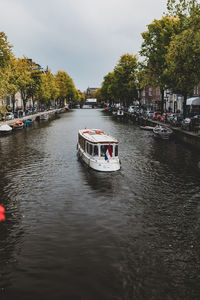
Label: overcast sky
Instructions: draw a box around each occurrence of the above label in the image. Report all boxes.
[0,0,166,91]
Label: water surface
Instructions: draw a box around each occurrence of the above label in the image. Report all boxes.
[0,109,200,300]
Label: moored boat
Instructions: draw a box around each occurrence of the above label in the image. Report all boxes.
[10,120,24,129]
[140,125,154,131]
[0,124,13,135]
[55,109,62,115]
[153,124,173,139]
[116,108,124,117]
[23,118,33,127]
[40,113,49,120]
[77,129,120,172]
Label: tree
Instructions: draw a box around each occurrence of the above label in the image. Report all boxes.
[37,71,52,107]
[26,61,43,109]
[140,16,181,113]
[165,0,200,117]
[0,32,13,96]
[113,54,138,106]
[167,0,200,18]
[100,72,116,104]
[2,56,20,112]
[16,57,33,111]
[136,62,148,103]
[55,71,77,106]
[0,32,12,69]
[93,88,102,103]
[165,27,200,117]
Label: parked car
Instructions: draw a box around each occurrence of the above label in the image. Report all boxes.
[5,112,14,120]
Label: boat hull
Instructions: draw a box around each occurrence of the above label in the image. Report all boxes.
[153,125,173,140]
[140,125,154,131]
[77,145,120,172]
[0,124,13,135]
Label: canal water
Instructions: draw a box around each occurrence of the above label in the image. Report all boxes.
[0,109,200,300]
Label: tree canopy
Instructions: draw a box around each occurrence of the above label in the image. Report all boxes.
[140,15,181,112]
[0,31,79,111]
[100,54,138,105]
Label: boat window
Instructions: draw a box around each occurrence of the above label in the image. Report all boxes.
[89,144,93,155]
[101,145,107,157]
[93,145,98,156]
[115,145,118,157]
[87,142,93,155]
[100,145,113,157]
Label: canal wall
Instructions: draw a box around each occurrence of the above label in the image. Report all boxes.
[113,111,200,151]
[0,107,69,127]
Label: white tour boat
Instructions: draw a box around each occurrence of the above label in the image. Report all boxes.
[77,129,120,172]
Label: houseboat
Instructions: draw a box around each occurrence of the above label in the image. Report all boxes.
[77,129,120,172]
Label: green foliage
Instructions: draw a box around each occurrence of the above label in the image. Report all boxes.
[0,31,79,110]
[165,0,200,116]
[0,32,13,96]
[100,72,116,103]
[167,0,200,17]
[140,15,182,112]
[55,71,77,105]
[0,32,12,69]
[100,54,138,105]
[113,54,138,105]
[140,16,181,88]
[165,26,200,115]
[16,57,34,110]
[93,88,102,102]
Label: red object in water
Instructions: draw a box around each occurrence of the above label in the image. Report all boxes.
[0,205,5,213]
[0,214,5,222]
[0,205,5,222]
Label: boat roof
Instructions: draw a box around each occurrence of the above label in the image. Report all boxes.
[79,129,118,144]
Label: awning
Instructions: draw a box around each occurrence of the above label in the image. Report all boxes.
[186,97,200,105]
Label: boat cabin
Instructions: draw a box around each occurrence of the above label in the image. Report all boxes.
[78,129,118,158]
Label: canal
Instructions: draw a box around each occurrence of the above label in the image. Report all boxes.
[0,109,200,300]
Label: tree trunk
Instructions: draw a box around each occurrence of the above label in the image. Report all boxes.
[23,100,26,112]
[183,93,187,119]
[160,88,164,114]
[32,96,35,108]
[11,94,15,113]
